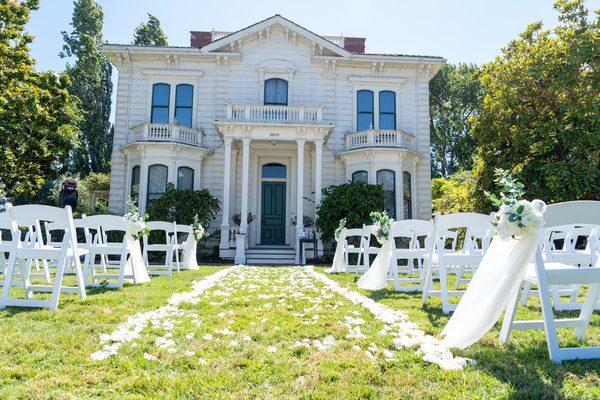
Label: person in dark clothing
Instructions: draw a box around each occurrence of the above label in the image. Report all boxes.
[58,179,78,212]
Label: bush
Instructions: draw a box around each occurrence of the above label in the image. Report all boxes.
[146,183,220,227]
[431,170,476,215]
[81,172,110,191]
[316,181,384,242]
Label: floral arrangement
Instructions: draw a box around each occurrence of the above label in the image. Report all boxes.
[192,214,205,241]
[124,200,149,240]
[487,169,543,239]
[291,215,315,228]
[334,218,347,241]
[232,212,255,227]
[370,211,393,245]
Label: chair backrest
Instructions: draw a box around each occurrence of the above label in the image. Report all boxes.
[83,214,127,231]
[345,228,366,238]
[392,219,433,236]
[176,224,192,233]
[8,205,77,253]
[544,201,600,228]
[435,212,492,231]
[147,221,177,234]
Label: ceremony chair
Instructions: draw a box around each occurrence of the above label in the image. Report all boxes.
[343,226,371,275]
[143,221,179,276]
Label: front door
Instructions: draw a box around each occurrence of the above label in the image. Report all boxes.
[261,182,286,245]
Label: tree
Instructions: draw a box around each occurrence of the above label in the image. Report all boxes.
[147,184,221,227]
[0,0,80,198]
[61,0,112,176]
[430,63,482,178]
[471,0,599,211]
[133,14,168,46]
[431,170,476,214]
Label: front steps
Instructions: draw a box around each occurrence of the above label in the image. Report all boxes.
[245,246,296,265]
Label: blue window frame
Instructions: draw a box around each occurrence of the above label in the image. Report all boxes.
[177,166,194,190]
[351,170,368,183]
[175,84,193,127]
[357,90,374,131]
[262,163,286,179]
[403,171,412,219]
[379,91,396,130]
[151,83,170,124]
[377,169,396,219]
[264,78,288,106]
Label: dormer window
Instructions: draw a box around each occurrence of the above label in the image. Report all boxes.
[264,78,288,106]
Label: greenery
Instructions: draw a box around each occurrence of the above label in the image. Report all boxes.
[430,63,482,178]
[232,212,255,226]
[81,171,110,191]
[0,0,80,198]
[133,13,168,46]
[431,170,476,214]
[146,183,220,227]
[471,0,599,211]
[61,0,113,176]
[316,181,384,242]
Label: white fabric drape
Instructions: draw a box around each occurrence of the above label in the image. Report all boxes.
[181,236,199,270]
[326,229,346,273]
[124,235,151,284]
[357,236,396,290]
[441,200,546,349]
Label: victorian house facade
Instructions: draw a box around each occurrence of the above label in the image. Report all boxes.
[103,15,444,264]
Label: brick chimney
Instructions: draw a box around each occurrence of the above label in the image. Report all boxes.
[190,31,213,48]
[343,37,366,54]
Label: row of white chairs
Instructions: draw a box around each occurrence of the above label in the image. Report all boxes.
[0,204,198,310]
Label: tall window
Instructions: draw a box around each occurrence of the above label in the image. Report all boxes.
[177,167,194,190]
[377,169,396,219]
[351,170,368,183]
[264,78,288,106]
[151,83,170,124]
[130,166,140,206]
[357,90,374,131]
[379,91,396,130]
[403,171,412,219]
[175,84,193,127]
[147,164,168,206]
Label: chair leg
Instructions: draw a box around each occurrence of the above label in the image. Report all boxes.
[574,283,600,340]
[421,258,433,306]
[454,265,465,289]
[439,263,451,314]
[0,252,18,309]
[537,276,562,363]
[21,259,33,299]
[72,254,86,299]
[520,282,532,305]
[500,283,523,343]
[49,256,69,311]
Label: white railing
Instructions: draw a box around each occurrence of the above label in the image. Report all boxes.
[130,123,203,147]
[345,129,416,151]
[226,104,323,123]
[211,30,232,41]
[323,35,345,47]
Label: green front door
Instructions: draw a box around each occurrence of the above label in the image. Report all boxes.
[261,182,286,245]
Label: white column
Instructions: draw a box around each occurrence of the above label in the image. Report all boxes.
[138,146,148,213]
[314,139,323,256]
[219,137,233,250]
[396,155,404,220]
[194,153,203,190]
[368,159,376,184]
[413,159,419,219]
[240,137,251,233]
[296,139,305,263]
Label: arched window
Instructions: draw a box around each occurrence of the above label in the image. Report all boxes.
[261,163,286,179]
[175,84,193,127]
[379,91,396,130]
[357,90,374,131]
[351,170,368,183]
[151,83,170,124]
[377,169,396,219]
[264,78,288,106]
[177,166,194,190]
[403,171,412,219]
[147,164,168,206]
[130,165,140,206]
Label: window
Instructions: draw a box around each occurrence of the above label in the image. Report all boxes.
[357,90,374,131]
[147,164,168,206]
[351,170,368,183]
[403,171,412,219]
[262,163,286,179]
[177,166,194,190]
[151,83,170,124]
[175,84,193,127]
[377,169,396,219]
[379,91,396,130]
[130,166,140,206]
[264,78,288,106]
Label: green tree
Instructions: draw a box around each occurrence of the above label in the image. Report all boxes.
[0,0,80,198]
[471,0,599,211]
[133,14,168,46]
[431,170,476,214]
[61,0,112,176]
[430,63,482,178]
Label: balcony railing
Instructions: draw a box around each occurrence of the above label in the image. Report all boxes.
[129,123,204,147]
[345,129,416,152]
[226,104,323,124]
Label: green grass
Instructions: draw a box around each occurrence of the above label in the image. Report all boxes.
[0,265,597,399]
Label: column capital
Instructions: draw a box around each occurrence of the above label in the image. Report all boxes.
[241,137,252,146]
[313,138,324,145]
[223,137,233,146]
[296,138,306,146]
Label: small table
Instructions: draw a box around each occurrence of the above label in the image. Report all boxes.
[299,238,318,265]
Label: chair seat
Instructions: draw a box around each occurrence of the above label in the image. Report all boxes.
[395,249,428,258]
[146,244,175,251]
[524,262,578,284]
[88,243,124,255]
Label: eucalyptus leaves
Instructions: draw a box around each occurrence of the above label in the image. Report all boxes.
[124,200,150,240]
[192,214,206,241]
[370,211,393,245]
[334,218,346,241]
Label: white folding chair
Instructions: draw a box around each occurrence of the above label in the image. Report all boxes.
[175,224,193,269]
[0,205,86,311]
[422,212,494,314]
[343,227,370,275]
[500,201,600,363]
[143,221,178,276]
[0,203,13,277]
[388,219,434,292]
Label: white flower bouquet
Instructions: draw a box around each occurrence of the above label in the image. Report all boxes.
[124,200,150,240]
[192,214,205,241]
[370,211,393,245]
[487,169,543,239]
[334,218,346,241]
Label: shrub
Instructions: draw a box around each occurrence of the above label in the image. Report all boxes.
[81,172,110,191]
[146,183,220,227]
[316,181,384,242]
[431,170,476,215]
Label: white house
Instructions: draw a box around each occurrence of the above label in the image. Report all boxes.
[103,15,444,264]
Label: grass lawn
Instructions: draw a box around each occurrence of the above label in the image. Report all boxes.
[0,265,597,399]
